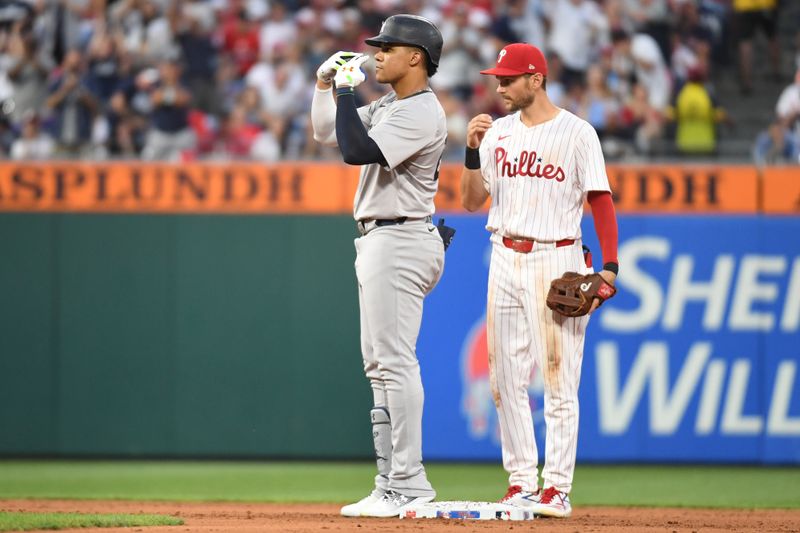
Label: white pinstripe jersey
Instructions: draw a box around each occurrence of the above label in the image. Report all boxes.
[478,109,611,241]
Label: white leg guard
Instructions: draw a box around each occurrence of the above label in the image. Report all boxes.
[371,407,392,484]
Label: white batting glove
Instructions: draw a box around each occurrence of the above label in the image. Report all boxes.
[316,51,359,84]
[334,54,369,89]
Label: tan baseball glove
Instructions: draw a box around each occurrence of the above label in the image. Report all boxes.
[546,272,617,317]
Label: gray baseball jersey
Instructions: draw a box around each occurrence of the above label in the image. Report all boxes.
[354,90,447,221]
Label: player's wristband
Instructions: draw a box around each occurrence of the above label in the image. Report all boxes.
[465,146,481,169]
[336,86,355,97]
[603,262,619,275]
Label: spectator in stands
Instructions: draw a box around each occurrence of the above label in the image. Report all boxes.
[543,52,566,107]
[236,86,267,128]
[357,0,391,35]
[6,21,51,126]
[250,126,282,161]
[776,65,800,138]
[170,0,219,115]
[245,45,306,156]
[665,66,728,155]
[180,0,216,33]
[576,64,621,139]
[85,31,122,107]
[671,0,714,89]
[610,30,670,153]
[438,88,469,160]
[603,0,635,35]
[221,7,260,77]
[732,0,781,95]
[753,120,799,165]
[546,0,609,89]
[491,0,547,48]
[333,8,369,53]
[623,0,670,62]
[213,53,245,117]
[221,104,261,159]
[10,110,54,160]
[141,57,196,161]
[795,16,800,72]
[111,0,177,64]
[618,81,663,154]
[0,113,15,157]
[608,29,635,96]
[45,48,99,157]
[36,0,92,66]
[103,89,146,158]
[470,70,506,119]
[694,0,730,67]
[295,7,337,84]
[434,2,486,101]
[258,1,297,62]
[629,31,671,113]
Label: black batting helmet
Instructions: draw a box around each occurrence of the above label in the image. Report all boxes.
[364,14,443,76]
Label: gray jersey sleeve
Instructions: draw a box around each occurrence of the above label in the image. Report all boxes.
[357,103,373,129]
[366,99,438,170]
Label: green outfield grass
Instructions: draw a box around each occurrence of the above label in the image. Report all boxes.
[0,511,182,532]
[0,461,798,509]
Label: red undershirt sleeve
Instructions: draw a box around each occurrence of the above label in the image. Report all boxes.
[587,191,618,266]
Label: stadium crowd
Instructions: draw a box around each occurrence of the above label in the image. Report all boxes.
[0,0,797,163]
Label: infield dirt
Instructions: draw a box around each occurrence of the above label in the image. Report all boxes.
[2,499,799,532]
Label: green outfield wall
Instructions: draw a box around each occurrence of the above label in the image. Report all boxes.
[0,214,372,458]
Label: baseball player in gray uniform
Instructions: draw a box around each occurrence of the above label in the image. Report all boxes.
[310,15,449,518]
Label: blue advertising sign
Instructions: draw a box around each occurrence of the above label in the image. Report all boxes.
[418,215,800,464]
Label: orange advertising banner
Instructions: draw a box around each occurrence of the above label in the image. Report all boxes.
[605,164,759,213]
[0,161,767,214]
[762,167,800,214]
[0,162,355,214]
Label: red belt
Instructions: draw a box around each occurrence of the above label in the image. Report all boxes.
[502,236,575,253]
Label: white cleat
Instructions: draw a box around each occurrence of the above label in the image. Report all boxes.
[532,486,572,518]
[499,485,541,508]
[361,490,435,518]
[340,492,383,517]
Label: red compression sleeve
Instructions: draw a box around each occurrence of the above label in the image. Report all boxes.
[587,191,618,265]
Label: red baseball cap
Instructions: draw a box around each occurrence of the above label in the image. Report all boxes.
[480,43,548,77]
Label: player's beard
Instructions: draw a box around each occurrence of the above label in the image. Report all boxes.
[506,92,535,112]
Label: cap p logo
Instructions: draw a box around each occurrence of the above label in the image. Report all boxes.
[480,43,548,77]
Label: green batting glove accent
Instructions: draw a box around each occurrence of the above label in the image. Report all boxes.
[334,55,369,89]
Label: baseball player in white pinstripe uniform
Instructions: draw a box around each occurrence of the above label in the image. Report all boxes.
[460,43,620,518]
